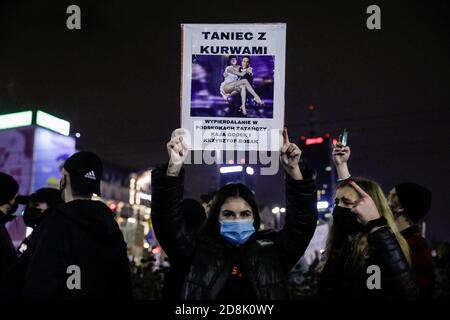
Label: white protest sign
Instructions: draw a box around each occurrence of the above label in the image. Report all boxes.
[180,23,286,151]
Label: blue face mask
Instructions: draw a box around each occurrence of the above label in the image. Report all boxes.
[220,220,255,246]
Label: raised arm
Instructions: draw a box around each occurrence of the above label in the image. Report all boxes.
[151,130,194,266]
[276,128,318,273]
[332,143,351,180]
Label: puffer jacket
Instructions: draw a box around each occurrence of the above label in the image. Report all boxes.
[319,226,419,299]
[151,164,318,300]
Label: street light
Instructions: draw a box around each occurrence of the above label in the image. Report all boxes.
[317,201,329,210]
[220,165,243,174]
[272,206,282,230]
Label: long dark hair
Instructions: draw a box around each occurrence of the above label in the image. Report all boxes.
[201,183,260,238]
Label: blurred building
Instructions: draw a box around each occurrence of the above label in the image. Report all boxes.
[0,110,75,246]
[0,110,155,263]
[298,134,336,220]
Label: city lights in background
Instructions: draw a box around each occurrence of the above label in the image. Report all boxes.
[220,165,243,174]
[0,110,72,136]
[136,172,151,190]
[0,111,32,130]
[127,217,136,224]
[220,165,255,175]
[75,132,81,138]
[36,110,71,136]
[151,246,161,255]
[138,192,152,201]
[272,207,286,214]
[317,201,329,210]
[305,137,324,145]
[273,202,330,214]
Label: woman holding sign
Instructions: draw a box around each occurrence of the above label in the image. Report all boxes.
[318,143,418,299]
[219,55,264,116]
[151,128,318,300]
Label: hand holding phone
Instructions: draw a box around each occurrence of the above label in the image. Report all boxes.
[338,129,348,147]
[332,129,351,165]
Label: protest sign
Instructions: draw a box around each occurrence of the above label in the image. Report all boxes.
[181,23,286,151]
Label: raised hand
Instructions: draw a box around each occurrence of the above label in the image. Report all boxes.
[166,129,189,176]
[280,127,303,180]
[332,145,351,166]
[349,180,381,225]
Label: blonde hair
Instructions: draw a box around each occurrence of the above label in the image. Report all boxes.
[325,178,411,271]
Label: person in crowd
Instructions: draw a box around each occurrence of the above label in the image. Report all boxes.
[319,143,418,298]
[200,193,215,217]
[22,151,132,299]
[0,172,19,275]
[162,198,207,300]
[181,198,207,236]
[387,182,434,298]
[0,187,63,299]
[152,128,318,300]
[16,188,64,254]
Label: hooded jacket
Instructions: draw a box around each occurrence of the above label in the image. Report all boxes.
[23,200,132,299]
[151,164,318,300]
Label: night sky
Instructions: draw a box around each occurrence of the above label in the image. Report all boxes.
[0,0,449,241]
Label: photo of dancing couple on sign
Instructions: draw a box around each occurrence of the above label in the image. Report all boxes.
[190,54,275,118]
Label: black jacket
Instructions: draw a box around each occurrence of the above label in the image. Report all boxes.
[0,212,17,275]
[0,211,53,299]
[151,164,318,300]
[22,200,132,299]
[319,226,419,299]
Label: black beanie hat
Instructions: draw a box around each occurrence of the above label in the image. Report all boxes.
[0,172,19,206]
[395,182,432,223]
